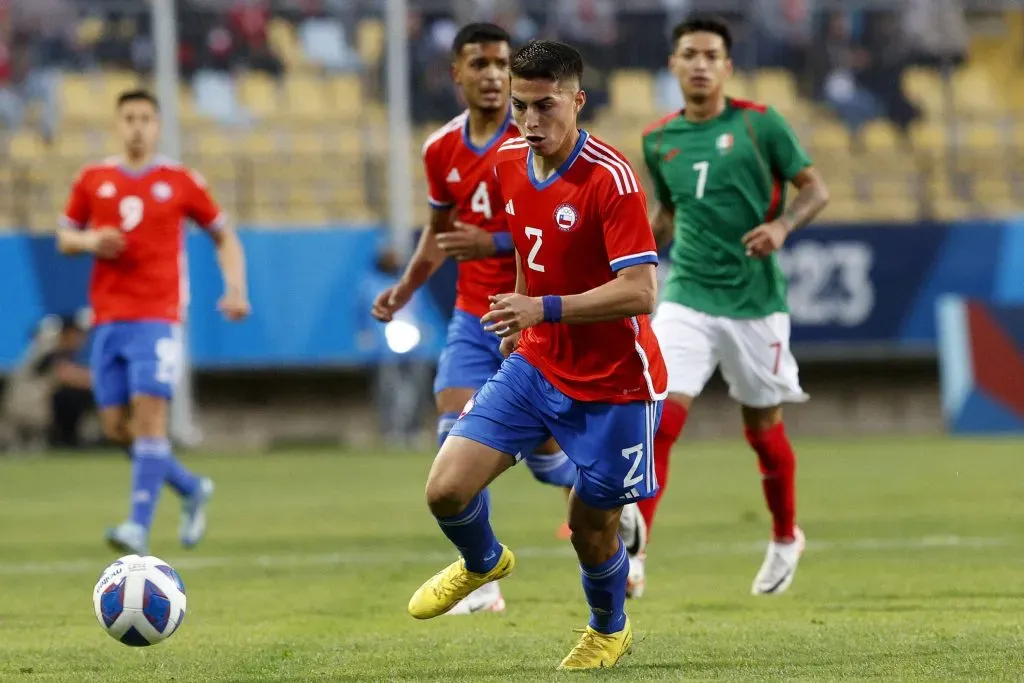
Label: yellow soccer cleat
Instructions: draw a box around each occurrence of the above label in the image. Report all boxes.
[407,545,515,620]
[557,618,633,671]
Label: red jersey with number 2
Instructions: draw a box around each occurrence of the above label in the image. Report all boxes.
[423,110,519,317]
[61,156,225,325]
[493,131,668,404]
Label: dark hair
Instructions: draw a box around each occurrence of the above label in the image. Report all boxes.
[451,22,510,58]
[671,15,733,53]
[116,89,160,111]
[510,40,584,85]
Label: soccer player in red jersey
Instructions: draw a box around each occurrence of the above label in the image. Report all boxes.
[57,89,249,555]
[372,24,585,615]
[406,41,666,670]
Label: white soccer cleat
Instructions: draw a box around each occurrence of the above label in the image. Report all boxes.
[626,552,646,599]
[751,526,805,596]
[444,580,506,616]
[180,477,215,549]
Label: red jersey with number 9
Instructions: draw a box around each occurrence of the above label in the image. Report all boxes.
[422,110,519,317]
[493,131,668,404]
[61,156,225,325]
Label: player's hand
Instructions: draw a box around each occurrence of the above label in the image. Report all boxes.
[742,220,790,259]
[371,284,412,322]
[499,331,521,358]
[481,293,543,337]
[218,290,251,321]
[435,221,497,261]
[89,227,127,259]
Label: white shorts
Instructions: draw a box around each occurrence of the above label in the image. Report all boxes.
[652,301,809,408]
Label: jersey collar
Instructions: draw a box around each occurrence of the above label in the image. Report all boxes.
[527,129,589,191]
[461,109,513,156]
[115,154,170,178]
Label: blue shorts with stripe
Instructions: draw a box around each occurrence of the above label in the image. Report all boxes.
[90,321,182,409]
[449,353,664,509]
[433,308,505,395]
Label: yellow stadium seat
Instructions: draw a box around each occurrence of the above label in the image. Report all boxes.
[609,70,655,118]
[9,131,43,161]
[284,76,327,120]
[727,73,755,101]
[56,131,91,159]
[910,121,947,154]
[863,120,900,153]
[328,74,362,119]
[963,122,1003,150]
[808,120,849,152]
[902,68,946,119]
[952,67,1004,116]
[244,130,278,156]
[933,197,972,221]
[357,20,384,66]
[268,19,304,70]
[239,74,280,118]
[753,70,797,115]
[62,74,107,121]
[102,71,143,103]
[191,130,235,159]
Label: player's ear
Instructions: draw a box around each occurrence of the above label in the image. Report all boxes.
[725,56,734,79]
[574,89,587,117]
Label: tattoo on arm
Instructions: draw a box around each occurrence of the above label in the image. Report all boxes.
[780,168,829,233]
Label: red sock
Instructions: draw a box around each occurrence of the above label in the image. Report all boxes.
[745,422,797,542]
[637,400,688,536]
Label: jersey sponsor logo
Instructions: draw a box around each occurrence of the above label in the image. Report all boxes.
[151,181,172,202]
[97,182,116,198]
[446,168,462,183]
[505,199,515,216]
[662,148,680,163]
[716,133,734,155]
[553,203,579,232]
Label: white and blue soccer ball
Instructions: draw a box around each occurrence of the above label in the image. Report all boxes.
[93,554,187,646]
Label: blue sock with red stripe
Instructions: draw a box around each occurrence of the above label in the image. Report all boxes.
[435,491,502,574]
[580,538,629,634]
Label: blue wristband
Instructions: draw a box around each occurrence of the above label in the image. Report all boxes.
[542,295,562,323]
[492,232,514,254]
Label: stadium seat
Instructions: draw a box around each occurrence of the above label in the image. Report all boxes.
[609,70,655,118]
[56,130,92,159]
[902,68,947,119]
[808,120,850,152]
[327,75,363,119]
[963,121,1004,150]
[909,121,948,154]
[357,19,385,67]
[753,70,798,116]
[284,75,328,120]
[727,73,755,102]
[952,67,1004,117]
[268,19,305,70]
[9,131,43,161]
[61,74,107,122]
[863,121,901,153]
[238,73,280,119]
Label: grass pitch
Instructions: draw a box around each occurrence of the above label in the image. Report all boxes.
[1,436,1023,682]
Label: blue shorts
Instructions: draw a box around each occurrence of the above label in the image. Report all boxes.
[433,308,505,395]
[90,321,182,409]
[449,354,664,509]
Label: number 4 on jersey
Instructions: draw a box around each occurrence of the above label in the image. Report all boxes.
[470,181,492,220]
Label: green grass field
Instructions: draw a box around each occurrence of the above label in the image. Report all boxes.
[2,436,1024,682]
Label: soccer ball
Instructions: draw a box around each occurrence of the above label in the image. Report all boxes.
[93,554,187,646]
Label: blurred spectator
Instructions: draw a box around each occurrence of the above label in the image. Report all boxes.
[548,0,618,120]
[902,0,967,69]
[746,0,814,96]
[228,0,284,77]
[1,313,94,452]
[811,11,881,151]
[858,10,922,141]
[381,8,460,124]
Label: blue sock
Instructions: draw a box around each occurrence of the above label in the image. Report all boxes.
[164,455,201,498]
[129,437,172,530]
[435,491,502,574]
[437,412,459,448]
[580,538,629,634]
[524,450,577,488]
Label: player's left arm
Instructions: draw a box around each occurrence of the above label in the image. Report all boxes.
[483,184,658,334]
[185,170,250,321]
[743,108,830,258]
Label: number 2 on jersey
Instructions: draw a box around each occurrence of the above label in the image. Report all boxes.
[470,181,492,220]
[119,196,145,232]
[525,226,545,272]
[693,161,709,200]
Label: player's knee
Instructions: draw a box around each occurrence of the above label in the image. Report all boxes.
[424,472,474,518]
[130,394,169,438]
[668,392,694,411]
[99,410,132,445]
[740,404,782,432]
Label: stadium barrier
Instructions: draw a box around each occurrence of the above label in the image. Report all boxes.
[4,220,1023,373]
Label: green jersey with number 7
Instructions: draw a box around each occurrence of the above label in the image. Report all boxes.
[642,98,812,319]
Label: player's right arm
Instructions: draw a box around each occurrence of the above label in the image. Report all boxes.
[56,169,125,259]
[642,135,676,250]
[370,206,451,322]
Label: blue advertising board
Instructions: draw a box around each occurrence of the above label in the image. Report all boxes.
[1,219,1022,371]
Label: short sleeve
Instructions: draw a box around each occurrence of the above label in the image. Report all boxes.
[423,140,454,210]
[762,106,812,181]
[183,169,225,231]
[602,179,658,273]
[641,135,674,209]
[61,170,91,230]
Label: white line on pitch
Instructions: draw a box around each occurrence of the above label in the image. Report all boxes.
[0,535,1008,577]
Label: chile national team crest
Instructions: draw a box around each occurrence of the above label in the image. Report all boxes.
[553,203,579,232]
[151,182,172,202]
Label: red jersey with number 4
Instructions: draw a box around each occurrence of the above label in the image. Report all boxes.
[61,156,225,325]
[494,132,668,404]
[423,110,519,317]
